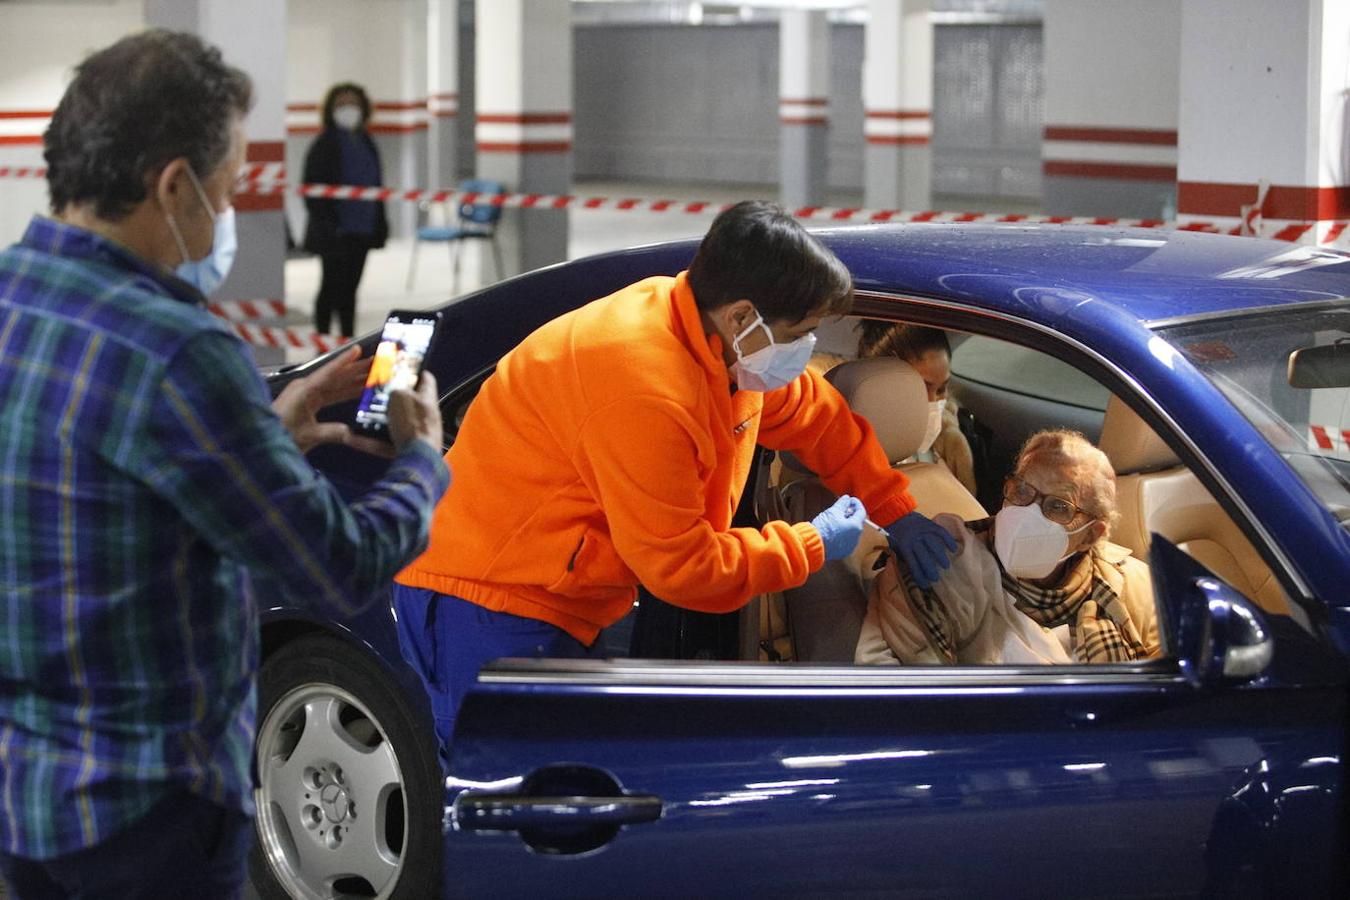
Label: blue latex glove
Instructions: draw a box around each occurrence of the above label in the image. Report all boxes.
[810,494,867,562]
[886,510,959,589]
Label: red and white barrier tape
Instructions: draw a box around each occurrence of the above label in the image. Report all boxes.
[208,298,287,321]
[1310,425,1350,452]
[238,177,1350,242]
[205,298,348,355]
[230,321,351,353]
[4,164,1347,246]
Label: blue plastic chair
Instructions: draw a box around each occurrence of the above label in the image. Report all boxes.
[406,178,506,291]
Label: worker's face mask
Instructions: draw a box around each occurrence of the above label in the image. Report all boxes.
[993,500,1093,580]
[333,104,363,131]
[729,310,816,392]
[918,398,946,454]
[164,165,237,297]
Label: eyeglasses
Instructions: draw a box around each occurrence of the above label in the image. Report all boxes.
[1003,475,1094,526]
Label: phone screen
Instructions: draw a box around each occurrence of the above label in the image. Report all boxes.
[354,311,440,435]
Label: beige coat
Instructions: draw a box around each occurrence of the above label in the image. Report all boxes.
[856,514,1160,665]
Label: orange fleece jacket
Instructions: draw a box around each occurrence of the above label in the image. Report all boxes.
[396,272,916,644]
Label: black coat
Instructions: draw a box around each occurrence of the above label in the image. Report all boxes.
[301,128,390,254]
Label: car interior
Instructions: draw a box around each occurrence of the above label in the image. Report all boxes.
[439,305,1297,667]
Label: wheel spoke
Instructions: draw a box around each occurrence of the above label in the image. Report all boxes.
[333,811,400,891]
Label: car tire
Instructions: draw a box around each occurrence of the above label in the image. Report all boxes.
[248,633,441,900]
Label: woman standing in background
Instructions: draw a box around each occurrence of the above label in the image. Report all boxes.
[302,82,388,338]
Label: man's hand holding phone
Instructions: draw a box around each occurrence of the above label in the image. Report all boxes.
[387,371,443,453]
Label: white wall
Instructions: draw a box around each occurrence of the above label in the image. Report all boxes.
[0,0,144,244]
[1180,0,1349,190]
[1043,0,1179,130]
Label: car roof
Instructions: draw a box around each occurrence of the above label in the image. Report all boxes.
[804,223,1350,324]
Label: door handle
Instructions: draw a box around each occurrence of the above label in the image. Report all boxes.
[455,793,663,831]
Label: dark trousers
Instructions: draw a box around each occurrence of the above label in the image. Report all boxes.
[314,236,370,337]
[391,586,598,769]
[0,788,251,900]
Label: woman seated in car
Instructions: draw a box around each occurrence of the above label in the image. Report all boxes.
[856,321,977,496]
[856,429,1162,665]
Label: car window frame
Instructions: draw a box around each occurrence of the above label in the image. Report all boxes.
[850,290,1316,622]
[438,290,1318,688]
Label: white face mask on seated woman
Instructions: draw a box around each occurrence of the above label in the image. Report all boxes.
[993,474,1098,579]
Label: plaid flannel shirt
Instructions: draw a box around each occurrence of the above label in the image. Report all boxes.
[0,216,448,859]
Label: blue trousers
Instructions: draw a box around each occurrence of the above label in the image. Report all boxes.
[0,787,251,899]
[392,586,597,766]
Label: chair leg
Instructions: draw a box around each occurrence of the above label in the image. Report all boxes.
[406,239,420,291]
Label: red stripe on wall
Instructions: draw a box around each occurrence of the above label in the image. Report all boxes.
[373,100,428,111]
[246,141,285,162]
[780,97,828,106]
[865,135,931,145]
[368,124,428,134]
[1043,126,1178,145]
[1178,181,1350,219]
[0,135,43,145]
[0,110,52,119]
[234,193,284,212]
[865,110,931,120]
[477,112,572,125]
[781,117,828,126]
[476,141,572,154]
[1044,161,1177,181]
[287,103,320,112]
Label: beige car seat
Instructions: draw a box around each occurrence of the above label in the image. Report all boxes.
[1097,395,1290,616]
[769,357,987,661]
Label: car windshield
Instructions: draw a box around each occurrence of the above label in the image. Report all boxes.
[1155,303,1350,528]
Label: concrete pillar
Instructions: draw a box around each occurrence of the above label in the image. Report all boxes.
[1042,1,1179,219]
[1177,0,1350,242]
[779,10,831,208]
[0,0,143,245]
[428,0,459,190]
[287,0,429,240]
[475,0,571,277]
[146,0,287,317]
[863,0,932,210]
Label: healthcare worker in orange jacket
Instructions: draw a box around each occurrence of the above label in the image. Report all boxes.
[394,201,956,759]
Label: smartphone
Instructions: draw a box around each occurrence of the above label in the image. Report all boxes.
[353,309,443,439]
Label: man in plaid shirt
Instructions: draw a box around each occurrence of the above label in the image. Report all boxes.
[0,31,448,898]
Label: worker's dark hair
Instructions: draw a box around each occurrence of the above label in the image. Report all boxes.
[321,82,372,130]
[857,321,952,361]
[44,29,253,219]
[687,200,854,323]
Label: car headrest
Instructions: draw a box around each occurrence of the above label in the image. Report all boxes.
[782,356,931,477]
[1097,394,1180,474]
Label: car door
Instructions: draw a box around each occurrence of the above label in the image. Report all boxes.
[440,538,1346,899]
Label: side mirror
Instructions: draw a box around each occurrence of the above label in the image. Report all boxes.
[1150,536,1274,686]
[1192,577,1273,684]
[1287,342,1350,388]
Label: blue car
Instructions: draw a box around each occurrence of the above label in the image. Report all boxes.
[248,224,1348,900]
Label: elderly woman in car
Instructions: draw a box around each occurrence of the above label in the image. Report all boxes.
[856,429,1162,665]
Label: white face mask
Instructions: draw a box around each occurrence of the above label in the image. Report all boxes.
[729,311,817,392]
[993,501,1093,580]
[333,104,363,130]
[164,166,236,297]
[917,398,946,454]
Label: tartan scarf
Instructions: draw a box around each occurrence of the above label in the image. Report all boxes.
[898,518,1147,663]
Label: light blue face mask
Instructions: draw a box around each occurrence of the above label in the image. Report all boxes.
[164,166,237,297]
[729,310,817,392]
